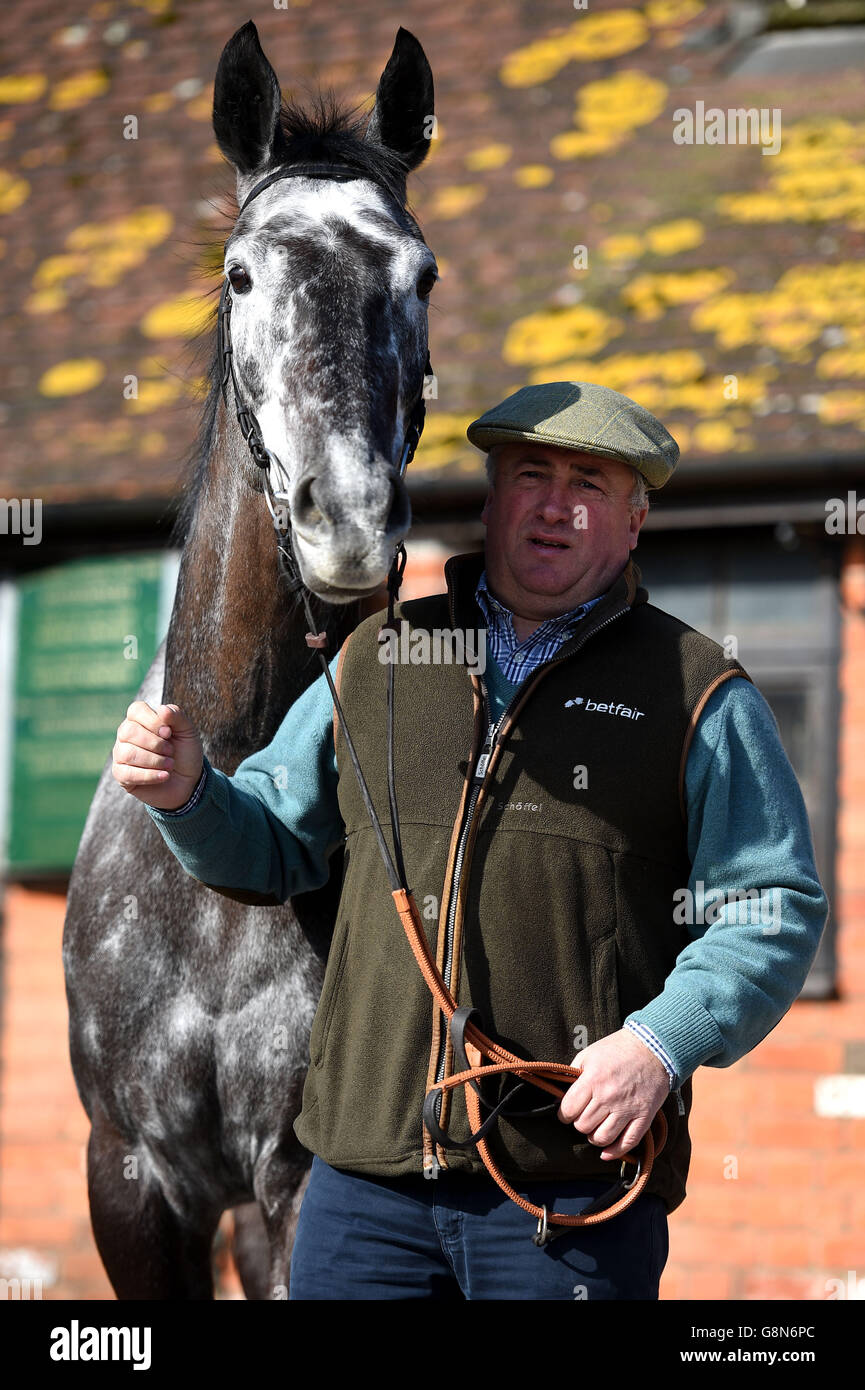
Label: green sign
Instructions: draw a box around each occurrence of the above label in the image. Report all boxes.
[7,554,166,872]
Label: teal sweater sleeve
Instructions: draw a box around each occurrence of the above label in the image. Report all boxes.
[623,676,829,1086]
[482,659,829,1089]
[146,648,829,1092]
[143,648,344,902]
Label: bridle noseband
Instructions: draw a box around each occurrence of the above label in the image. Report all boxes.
[216,160,666,1245]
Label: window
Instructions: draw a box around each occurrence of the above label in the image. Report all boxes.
[636,526,840,998]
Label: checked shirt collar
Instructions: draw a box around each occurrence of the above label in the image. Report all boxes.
[474,567,607,685]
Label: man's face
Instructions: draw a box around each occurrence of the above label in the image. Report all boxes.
[479,442,647,621]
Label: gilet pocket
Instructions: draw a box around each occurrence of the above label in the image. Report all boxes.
[310,918,351,1069]
[590,931,622,1040]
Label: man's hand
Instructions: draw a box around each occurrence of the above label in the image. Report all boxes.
[557,1028,670,1161]
[112,701,204,811]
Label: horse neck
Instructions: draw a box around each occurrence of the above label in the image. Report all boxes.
[161,400,361,773]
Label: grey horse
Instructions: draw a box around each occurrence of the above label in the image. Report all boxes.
[62,18,436,1298]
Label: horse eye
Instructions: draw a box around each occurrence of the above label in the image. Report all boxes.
[416,267,438,300]
[228,265,252,293]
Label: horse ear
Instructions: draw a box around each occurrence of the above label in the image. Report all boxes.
[364,27,435,173]
[212,20,290,188]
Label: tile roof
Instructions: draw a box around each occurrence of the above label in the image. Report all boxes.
[1,0,863,506]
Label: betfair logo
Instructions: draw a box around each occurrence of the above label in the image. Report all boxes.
[564,696,646,720]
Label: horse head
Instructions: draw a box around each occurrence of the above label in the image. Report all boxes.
[212,20,436,603]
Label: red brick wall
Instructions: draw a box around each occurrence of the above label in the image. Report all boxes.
[0,882,243,1300]
[661,538,865,1301]
[1,539,862,1300]
[0,884,113,1299]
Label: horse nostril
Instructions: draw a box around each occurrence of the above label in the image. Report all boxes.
[386,475,411,536]
[293,473,324,530]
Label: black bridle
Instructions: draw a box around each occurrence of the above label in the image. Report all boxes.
[216,160,430,895]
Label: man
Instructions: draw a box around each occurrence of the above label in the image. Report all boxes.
[114,381,828,1300]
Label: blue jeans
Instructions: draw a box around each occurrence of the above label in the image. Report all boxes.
[289,1155,669,1300]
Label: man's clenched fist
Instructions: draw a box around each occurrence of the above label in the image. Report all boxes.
[112,701,204,811]
[557,1027,671,1161]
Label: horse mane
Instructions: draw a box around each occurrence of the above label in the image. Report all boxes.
[277,89,417,218]
[168,88,424,553]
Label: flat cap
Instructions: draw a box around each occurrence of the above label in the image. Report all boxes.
[466,381,679,488]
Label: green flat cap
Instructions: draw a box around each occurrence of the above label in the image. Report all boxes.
[466,381,679,488]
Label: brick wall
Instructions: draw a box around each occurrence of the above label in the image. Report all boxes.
[0,883,113,1299]
[660,538,865,1301]
[1,538,862,1300]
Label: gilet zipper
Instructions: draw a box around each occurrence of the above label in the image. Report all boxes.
[429,602,631,1105]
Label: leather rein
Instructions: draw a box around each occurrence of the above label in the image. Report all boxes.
[217,161,667,1246]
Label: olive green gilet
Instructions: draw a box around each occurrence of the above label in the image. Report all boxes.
[292,550,751,1214]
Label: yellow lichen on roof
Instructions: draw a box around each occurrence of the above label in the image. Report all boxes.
[140,293,213,339]
[817,348,865,379]
[551,71,668,161]
[500,11,649,87]
[576,71,669,135]
[411,412,478,471]
[0,73,47,103]
[600,233,646,262]
[143,91,175,114]
[526,351,773,420]
[717,118,865,229]
[514,164,554,188]
[125,378,186,412]
[562,9,649,60]
[32,253,87,289]
[692,263,865,353]
[67,207,173,251]
[603,220,705,261]
[622,268,735,320]
[26,208,174,310]
[817,391,865,425]
[529,348,709,389]
[499,34,576,89]
[504,304,623,365]
[49,69,110,110]
[550,129,624,160]
[464,144,512,171]
[39,358,106,396]
[0,169,30,214]
[185,90,214,122]
[691,419,751,453]
[26,290,65,315]
[425,184,487,219]
[645,218,705,255]
[646,0,705,24]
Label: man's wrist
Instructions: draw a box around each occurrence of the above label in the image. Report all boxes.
[155,760,209,817]
[624,1019,678,1090]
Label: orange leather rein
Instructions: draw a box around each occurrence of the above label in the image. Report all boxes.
[392,886,667,1244]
